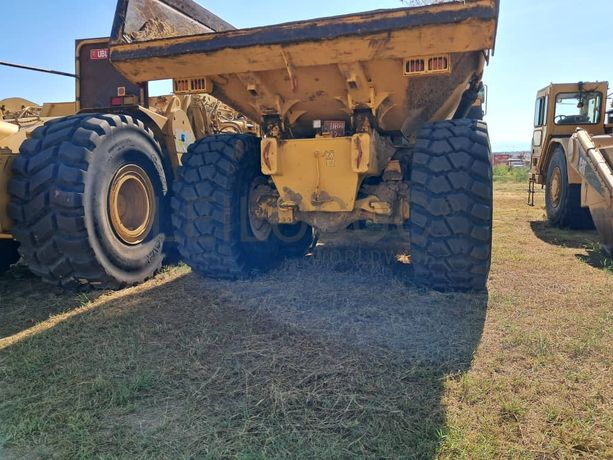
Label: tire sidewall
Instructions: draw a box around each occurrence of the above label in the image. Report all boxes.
[545,147,569,225]
[85,126,168,279]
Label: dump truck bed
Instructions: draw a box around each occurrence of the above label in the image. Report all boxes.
[109,0,499,136]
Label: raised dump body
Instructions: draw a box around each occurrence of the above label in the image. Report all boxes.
[110,0,499,137]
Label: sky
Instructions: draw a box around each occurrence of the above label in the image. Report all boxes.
[1,0,612,152]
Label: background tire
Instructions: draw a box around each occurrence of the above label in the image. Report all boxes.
[410,119,493,292]
[545,147,594,229]
[9,114,171,290]
[172,134,280,279]
[276,223,316,258]
[0,240,20,274]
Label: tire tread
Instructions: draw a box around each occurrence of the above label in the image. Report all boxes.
[9,114,163,289]
[172,134,261,279]
[410,119,493,291]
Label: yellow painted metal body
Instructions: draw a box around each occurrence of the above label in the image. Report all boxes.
[40,102,76,118]
[109,0,498,137]
[261,134,377,213]
[531,82,609,185]
[566,130,613,254]
[0,120,19,141]
[107,0,498,227]
[531,81,613,254]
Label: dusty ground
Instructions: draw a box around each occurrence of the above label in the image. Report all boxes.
[0,183,611,459]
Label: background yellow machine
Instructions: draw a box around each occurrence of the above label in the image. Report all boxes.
[0,98,75,272]
[2,0,500,291]
[530,82,613,254]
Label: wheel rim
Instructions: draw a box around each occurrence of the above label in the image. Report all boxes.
[550,167,562,208]
[247,180,272,241]
[108,164,156,245]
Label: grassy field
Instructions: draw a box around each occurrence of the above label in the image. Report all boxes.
[0,183,611,459]
[493,165,530,184]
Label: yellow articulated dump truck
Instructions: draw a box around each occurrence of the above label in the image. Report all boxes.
[530,82,613,255]
[2,0,500,291]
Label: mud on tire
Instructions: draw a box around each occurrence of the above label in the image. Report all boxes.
[410,119,493,291]
[9,114,171,290]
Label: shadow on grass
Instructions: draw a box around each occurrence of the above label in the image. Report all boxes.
[529,221,612,273]
[0,266,104,340]
[529,221,600,249]
[575,245,613,273]
[0,237,487,459]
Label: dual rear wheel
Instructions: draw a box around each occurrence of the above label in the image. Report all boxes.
[172,121,493,291]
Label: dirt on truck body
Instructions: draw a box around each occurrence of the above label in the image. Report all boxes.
[4,0,500,291]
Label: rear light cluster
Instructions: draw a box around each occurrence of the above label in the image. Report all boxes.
[111,96,138,106]
[406,59,426,73]
[174,78,208,94]
[404,54,451,76]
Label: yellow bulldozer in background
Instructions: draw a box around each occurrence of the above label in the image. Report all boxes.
[530,82,613,255]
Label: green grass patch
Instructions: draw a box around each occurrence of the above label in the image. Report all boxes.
[493,165,529,183]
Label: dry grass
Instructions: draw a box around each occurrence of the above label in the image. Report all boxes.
[0,183,611,459]
[439,183,612,459]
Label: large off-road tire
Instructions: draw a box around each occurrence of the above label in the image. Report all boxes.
[172,134,282,279]
[410,119,493,291]
[545,146,594,229]
[8,114,171,290]
[0,240,20,273]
